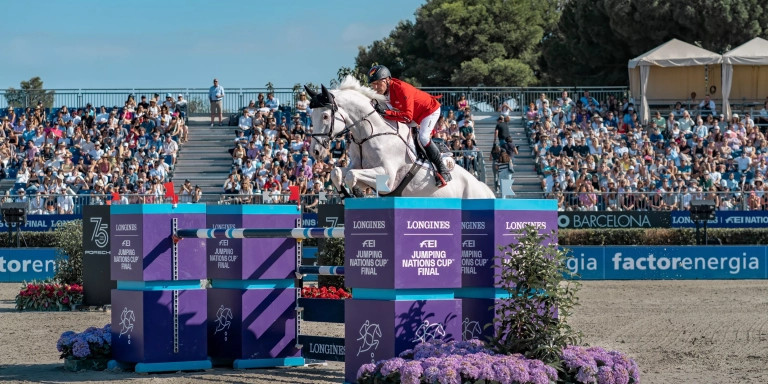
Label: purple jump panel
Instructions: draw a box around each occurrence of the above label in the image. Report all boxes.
[205,205,300,280]
[459,199,558,344]
[344,298,462,384]
[344,198,463,290]
[110,204,206,281]
[460,199,558,288]
[461,298,558,342]
[111,289,207,363]
[207,287,300,361]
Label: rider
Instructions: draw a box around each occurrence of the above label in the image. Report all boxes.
[367,65,452,187]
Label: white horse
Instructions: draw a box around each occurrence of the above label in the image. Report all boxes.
[306,76,495,199]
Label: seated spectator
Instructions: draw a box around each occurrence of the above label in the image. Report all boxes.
[698,94,717,116]
[265,93,279,112]
[238,108,252,131]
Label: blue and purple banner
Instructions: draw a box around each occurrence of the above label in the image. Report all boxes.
[566,245,768,279]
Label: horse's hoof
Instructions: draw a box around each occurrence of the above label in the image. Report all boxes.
[352,186,365,197]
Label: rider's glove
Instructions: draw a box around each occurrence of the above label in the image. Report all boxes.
[373,101,387,116]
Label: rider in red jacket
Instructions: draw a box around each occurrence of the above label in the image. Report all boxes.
[368,65,451,187]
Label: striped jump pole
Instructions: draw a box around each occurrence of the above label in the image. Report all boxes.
[297,265,345,276]
[174,227,345,240]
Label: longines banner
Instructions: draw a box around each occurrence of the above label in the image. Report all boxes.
[670,211,768,228]
[558,211,671,229]
[0,214,80,232]
[82,205,115,306]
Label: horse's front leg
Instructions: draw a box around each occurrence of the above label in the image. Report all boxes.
[345,166,389,194]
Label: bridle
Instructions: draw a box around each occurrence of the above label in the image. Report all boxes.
[306,85,399,154]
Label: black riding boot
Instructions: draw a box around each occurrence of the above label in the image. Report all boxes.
[425,142,452,187]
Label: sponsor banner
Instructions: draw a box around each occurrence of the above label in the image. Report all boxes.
[0,214,81,232]
[566,246,768,280]
[558,211,670,229]
[302,213,318,228]
[0,248,63,282]
[300,335,345,362]
[670,210,768,228]
[82,205,115,306]
[318,204,344,227]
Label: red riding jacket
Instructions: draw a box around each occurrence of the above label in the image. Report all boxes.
[382,78,441,124]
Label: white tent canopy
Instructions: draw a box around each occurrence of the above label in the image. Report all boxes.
[722,37,768,118]
[628,39,722,122]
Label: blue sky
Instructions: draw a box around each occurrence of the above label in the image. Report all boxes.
[0,0,424,90]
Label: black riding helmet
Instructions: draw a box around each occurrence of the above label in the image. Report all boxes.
[368,65,391,84]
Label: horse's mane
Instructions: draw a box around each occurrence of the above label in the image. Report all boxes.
[337,75,387,102]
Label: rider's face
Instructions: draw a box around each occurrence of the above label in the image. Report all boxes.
[370,78,388,95]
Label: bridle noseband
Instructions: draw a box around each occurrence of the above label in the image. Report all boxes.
[308,91,377,150]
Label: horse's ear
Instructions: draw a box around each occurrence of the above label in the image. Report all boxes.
[320,84,330,99]
[304,85,317,99]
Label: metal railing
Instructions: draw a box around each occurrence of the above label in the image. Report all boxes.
[0,86,630,116]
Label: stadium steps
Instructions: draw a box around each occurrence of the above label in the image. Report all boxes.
[472,113,543,197]
[172,118,235,202]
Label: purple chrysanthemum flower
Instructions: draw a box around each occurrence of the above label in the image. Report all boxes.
[423,366,440,382]
[379,357,405,377]
[400,361,423,384]
[356,363,376,380]
[56,331,76,352]
[71,338,91,358]
[437,365,460,384]
[597,365,616,384]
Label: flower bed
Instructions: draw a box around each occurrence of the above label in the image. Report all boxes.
[301,286,351,299]
[57,324,112,371]
[15,281,83,311]
[357,340,639,384]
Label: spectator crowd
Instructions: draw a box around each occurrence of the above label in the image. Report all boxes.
[527,91,768,211]
[0,93,197,213]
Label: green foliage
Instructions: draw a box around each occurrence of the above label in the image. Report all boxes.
[50,220,84,285]
[355,0,562,86]
[4,76,55,108]
[541,0,768,85]
[186,97,206,114]
[489,226,582,365]
[558,228,768,245]
[0,231,56,247]
[317,238,345,288]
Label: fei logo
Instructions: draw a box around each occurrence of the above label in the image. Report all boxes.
[362,240,376,248]
[462,240,475,247]
[420,240,438,248]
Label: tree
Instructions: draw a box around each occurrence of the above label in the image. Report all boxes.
[355,0,562,86]
[541,0,768,85]
[5,76,55,108]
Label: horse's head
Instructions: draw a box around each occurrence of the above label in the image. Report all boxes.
[305,84,340,160]
[305,77,387,160]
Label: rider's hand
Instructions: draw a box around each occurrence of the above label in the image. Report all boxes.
[373,101,387,115]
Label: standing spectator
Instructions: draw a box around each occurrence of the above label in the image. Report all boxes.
[179,179,194,203]
[209,78,225,127]
[494,116,511,156]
